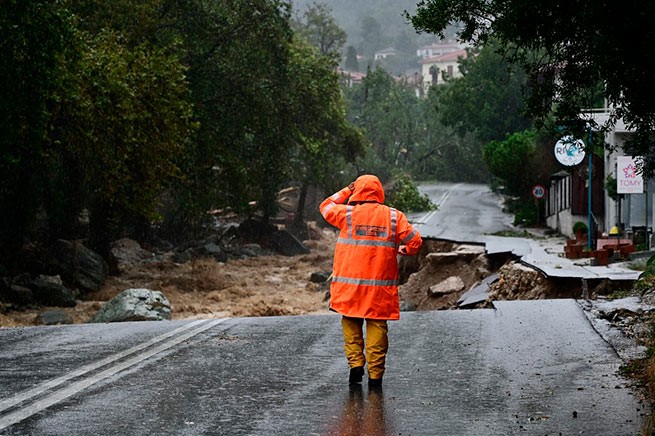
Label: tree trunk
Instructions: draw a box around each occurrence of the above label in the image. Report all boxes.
[290,182,309,240]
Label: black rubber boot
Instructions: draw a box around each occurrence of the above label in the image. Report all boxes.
[368,377,383,388]
[349,366,364,384]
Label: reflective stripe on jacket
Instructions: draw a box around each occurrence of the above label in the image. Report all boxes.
[320,175,422,320]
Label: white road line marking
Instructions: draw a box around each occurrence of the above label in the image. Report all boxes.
[0,318,227,431]
[0,319,207,414]
[415,186,456,225]
[416,206,440,225]
[438,187,453,205]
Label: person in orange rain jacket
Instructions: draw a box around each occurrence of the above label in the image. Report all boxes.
[319,174,423,387]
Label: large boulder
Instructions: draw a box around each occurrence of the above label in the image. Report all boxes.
[238,218,276,241]
[90,288,171,323]
[48,240,108,293]
[198,242,228,262]
[29,275,76,307]
[0,283,34,306]
[428,276,466,296]
[271,230,309,256]
[109,238,154,273]
[37,310,74,325]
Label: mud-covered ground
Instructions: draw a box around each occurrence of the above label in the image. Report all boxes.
[0,227,643,332]
[0,228,494,328]
[0,229,338,328]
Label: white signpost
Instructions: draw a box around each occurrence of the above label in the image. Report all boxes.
[617,156,643,194]
[554,136,586,167]
[553,134,590,248]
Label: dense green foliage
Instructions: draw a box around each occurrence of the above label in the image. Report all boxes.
[343,68,418,179]
[386,174,436,213]
[341,67,490,184]
[0,0,368,265]
[285,36,367,227]
[60,30,195,254]
[0,1,78,257]
[338,40,542,194]
[437,41,532,143]
[291,2,346,59]
[161,0,300,236]
[481,128,563,225]
[408,0,655,175]
[7,0,602,265]
[483,130,536,198]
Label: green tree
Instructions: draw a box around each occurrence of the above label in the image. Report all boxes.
[52,30,195,255]
[283,36,367,232]
[63,0,163,43]
[0,0,76,262]
[292,2,347,60]
[344,67,422,178]
[344,45,359,71]
[483,130,537,199]
[342,66,490,184]
[144,0,297,238]
[411,86,488,182]
[386,173,436,212]
[437,41,532,144]
[404,40,531,184]
[407,0,655,175]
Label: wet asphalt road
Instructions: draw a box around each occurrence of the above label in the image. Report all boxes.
[0,300,645,435]
[410,182,515,241]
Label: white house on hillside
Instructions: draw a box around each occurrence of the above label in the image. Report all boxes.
[416,42,464,59]
[337,68,366,87]
[374,47,399,60]
[419,49,467,89]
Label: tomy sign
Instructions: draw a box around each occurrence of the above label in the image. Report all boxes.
[617,156,644,194]
[554,136,586,166]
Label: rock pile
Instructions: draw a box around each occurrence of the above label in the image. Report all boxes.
[486,262,554,301]
[399,239,490,311]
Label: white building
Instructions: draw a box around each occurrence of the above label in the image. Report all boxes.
[593,110,654,244]
[416,42,465,59]
[374,47,399,60]
[419,49,467,89]
[545,106,654,246]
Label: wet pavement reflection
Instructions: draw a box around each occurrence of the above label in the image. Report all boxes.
[327,385,395,436]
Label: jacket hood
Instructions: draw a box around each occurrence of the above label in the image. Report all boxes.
[349,174,385,204]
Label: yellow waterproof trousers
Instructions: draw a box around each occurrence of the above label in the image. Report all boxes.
[341,316,389,380]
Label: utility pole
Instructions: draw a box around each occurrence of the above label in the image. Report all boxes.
[587,125,593,251]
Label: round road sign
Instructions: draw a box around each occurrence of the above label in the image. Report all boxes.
[532,185,546,199]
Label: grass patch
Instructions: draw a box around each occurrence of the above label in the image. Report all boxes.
[488,229,545,239]
[606,289,635,300]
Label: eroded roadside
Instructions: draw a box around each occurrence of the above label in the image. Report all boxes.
[1,233,650,353]
[399,238,633,311]
[399,237,655,374]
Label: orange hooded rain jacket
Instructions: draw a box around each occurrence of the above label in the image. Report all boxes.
[320,175,423,320]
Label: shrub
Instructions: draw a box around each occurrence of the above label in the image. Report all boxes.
[573,221,588,234]
[386,175,437,213]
